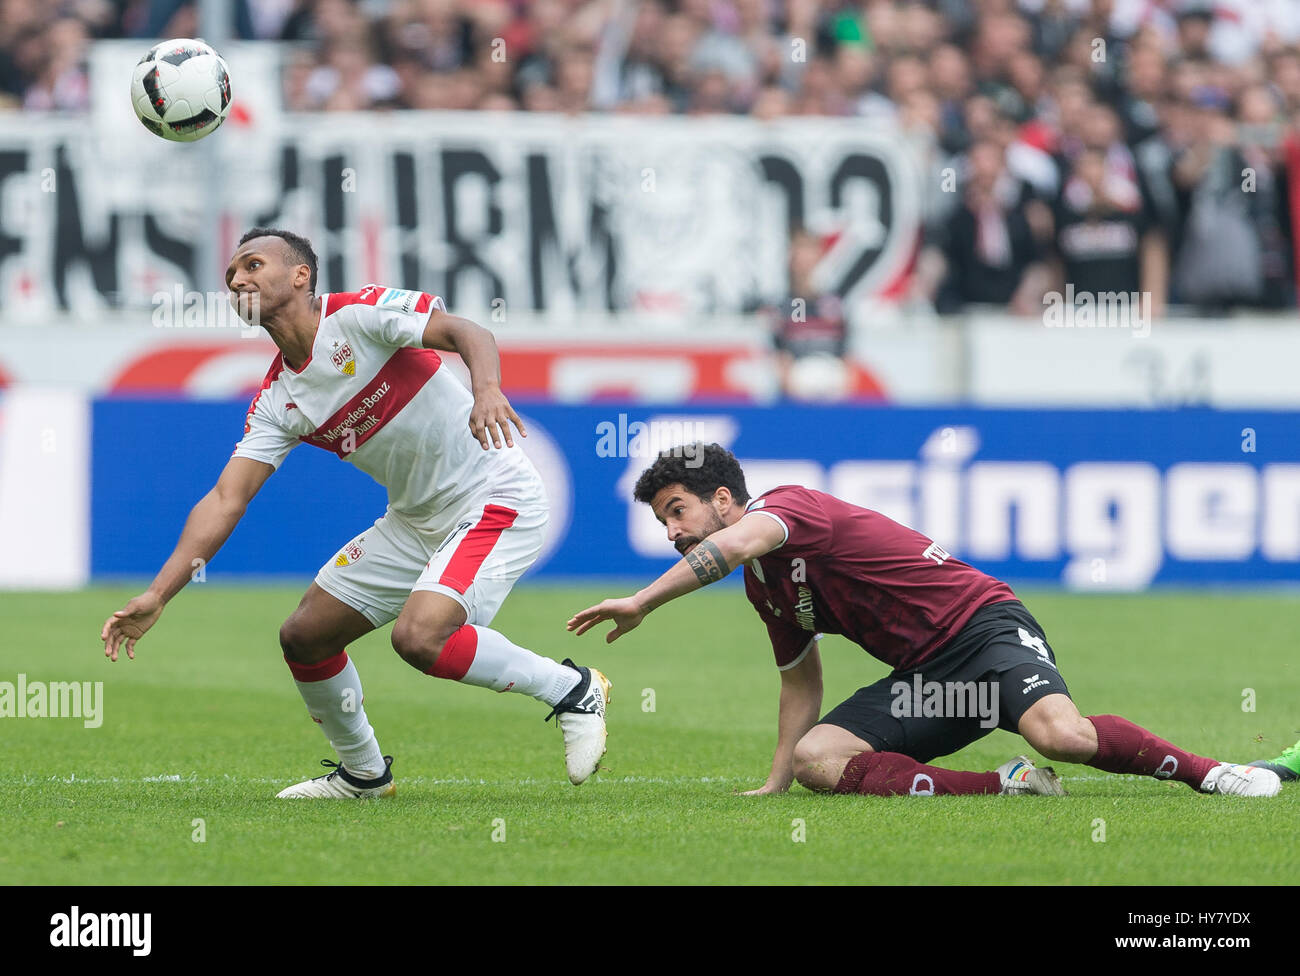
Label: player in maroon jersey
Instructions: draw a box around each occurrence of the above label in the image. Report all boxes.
[568,443,1280,798]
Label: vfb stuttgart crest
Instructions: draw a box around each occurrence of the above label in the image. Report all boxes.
[334,541,364,567]
[330,340,356,376]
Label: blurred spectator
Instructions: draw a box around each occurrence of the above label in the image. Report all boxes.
[1169,83,1290,308]
[135,0,257,41]
[916,139,1050,315]
[767,228,851,402]
[22,17,90,112]
[927,42,974,151]
[1053,146,1167,311]
[304,39,400,111]
[1117,43,1166,144]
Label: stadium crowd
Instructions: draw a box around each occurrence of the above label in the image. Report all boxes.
[2,0,1298,318]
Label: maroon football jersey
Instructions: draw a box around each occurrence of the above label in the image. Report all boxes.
[741,485,1017,672]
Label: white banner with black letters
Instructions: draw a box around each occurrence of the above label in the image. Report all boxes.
[0,110,920,320]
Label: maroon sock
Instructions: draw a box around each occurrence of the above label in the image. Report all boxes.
[1085,714,1217,790]
[835,751,1001,796]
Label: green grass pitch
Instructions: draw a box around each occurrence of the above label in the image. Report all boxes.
[2,585,1297,884]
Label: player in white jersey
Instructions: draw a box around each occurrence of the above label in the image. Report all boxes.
[100,227,611,796]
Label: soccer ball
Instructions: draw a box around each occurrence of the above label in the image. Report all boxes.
[130,38,231,143]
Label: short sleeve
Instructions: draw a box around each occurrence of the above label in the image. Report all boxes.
[766,616,819,671]
[744,488,833,554]
[232,388,297,470]
[352,287,446,348]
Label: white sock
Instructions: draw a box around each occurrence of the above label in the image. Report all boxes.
[431,625,580,705]
[289,652,387,778]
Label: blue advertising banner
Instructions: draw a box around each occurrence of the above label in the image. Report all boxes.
[91,401,1300,589]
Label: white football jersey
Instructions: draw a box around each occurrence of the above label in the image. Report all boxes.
[233,284,543,535]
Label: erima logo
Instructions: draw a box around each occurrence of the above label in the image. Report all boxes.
[1021,674,1050,694]
[49,906,151,956]
[909,774,935,796]
[1154,755,1178,779]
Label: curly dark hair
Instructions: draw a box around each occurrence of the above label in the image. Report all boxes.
[633,442,751,507]
[237,227,319,294]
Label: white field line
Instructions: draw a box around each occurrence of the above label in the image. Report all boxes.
[17,773,757,787]
[14,772,1159,787]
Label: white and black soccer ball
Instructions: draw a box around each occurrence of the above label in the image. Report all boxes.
[130,38,231,143]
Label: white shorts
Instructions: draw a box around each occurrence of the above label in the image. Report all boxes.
[314,499,547,628]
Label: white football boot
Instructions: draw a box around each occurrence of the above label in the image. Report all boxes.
[996,755,1067,796]
[544,659,612,785]
[276,756,396,799]
[1199,762,1281,797]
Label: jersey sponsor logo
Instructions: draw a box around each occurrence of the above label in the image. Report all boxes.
[793,585,815,631]
[378,288,419,314]
[313,381,390,449]
[334,541,364,567]
[329,340,356,376]
[299,347,441,458]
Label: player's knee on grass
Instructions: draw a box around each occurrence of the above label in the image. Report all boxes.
[793,726,869,792]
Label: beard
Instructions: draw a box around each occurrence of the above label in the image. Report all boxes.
[675,509,727,555]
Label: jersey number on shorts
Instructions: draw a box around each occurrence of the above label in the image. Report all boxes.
[434,521,475,556]
[1018,627,1056,670]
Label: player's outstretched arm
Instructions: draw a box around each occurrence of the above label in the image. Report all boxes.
[566,513,786,643]
[421,310,526,450]
[100,457,273,662]
[740,642,823,796]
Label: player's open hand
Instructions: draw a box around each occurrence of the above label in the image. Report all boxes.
[567,597,645,643]
[737,780,790,796]
[469,385,526,450]
[101,592,163,662]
